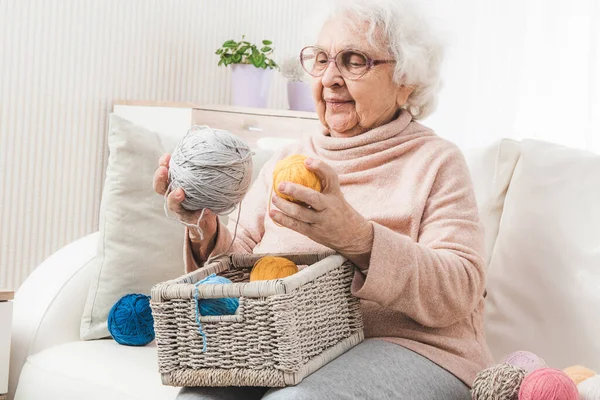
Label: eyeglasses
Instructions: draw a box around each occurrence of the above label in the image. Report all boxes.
[300,46,395,80]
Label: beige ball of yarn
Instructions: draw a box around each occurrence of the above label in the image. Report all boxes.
[563,365,596,385]
[471,363,527,400]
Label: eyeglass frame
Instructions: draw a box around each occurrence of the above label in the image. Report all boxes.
[299,46,396,80]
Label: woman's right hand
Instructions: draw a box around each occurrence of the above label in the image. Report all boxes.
[153,153,218,245]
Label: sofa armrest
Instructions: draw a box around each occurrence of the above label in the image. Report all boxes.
[8,232,99,400]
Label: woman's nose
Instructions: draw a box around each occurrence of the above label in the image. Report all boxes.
[321,59,345,87]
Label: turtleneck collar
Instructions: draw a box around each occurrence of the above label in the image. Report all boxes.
[310,110,432,164]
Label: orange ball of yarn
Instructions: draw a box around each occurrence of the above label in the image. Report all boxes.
[249,256,298,282]
[272,154,322,204]
[563,365,597,385]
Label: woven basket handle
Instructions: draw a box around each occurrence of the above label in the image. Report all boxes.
[229,251,337,268]
[195,253,348,298]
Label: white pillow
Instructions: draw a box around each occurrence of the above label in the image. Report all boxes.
[80,114,185,340]
[80,114,276,340]
[484,139,600,370]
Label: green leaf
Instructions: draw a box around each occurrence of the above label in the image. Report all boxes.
[238,46,250,55]
[232,53,242,63]
[261,47,272,53]
[250,56,259,68]
[215,49,223,55]
[223,41,237,48]
[218,60,223,66]
[262,40,272,45]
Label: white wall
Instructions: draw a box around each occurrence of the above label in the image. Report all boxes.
[420,0,600,152]
[0,0,320,289]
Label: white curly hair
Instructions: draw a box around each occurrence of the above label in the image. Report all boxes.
[305,0,444,120]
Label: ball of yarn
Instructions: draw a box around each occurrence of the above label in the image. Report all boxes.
[563,365,597,385]
[502,351,547,374]
[518,368,578,400]
[578,374,600,400]
[273,154,322,204]
[250,256,299,281]
[197,274,239,316]
[108,294,155,346]
[471,364,526,400]
[168,125,253,213]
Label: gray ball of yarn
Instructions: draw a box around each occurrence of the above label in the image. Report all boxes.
[471,363,527,400]
[167,125,253,215]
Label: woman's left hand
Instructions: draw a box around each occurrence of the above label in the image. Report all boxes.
[269,158,374,267]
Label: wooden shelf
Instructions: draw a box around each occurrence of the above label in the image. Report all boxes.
[0,291,14,302]
[112,100,319,120]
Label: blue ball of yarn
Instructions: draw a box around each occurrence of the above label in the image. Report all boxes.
[108,294,155,346]
[197,274,239,316]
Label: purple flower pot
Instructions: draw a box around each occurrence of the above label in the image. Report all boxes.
[287,81,315,112]
[231,64,273,108]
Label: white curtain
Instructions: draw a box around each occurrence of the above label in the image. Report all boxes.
[422,0,600,153]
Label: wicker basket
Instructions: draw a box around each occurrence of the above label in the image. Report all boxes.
[150,252,364,387]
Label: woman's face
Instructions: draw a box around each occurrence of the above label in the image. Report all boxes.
[311,17,413,138]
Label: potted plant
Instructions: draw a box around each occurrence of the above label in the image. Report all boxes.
[280,56,315,112]
[216,35,278,108]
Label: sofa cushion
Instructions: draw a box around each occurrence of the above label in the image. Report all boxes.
[465,139,521,266]
[80,115,187,340]
[15,341,179,400]
[484,139,600,369]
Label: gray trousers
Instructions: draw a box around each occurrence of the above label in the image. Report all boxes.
[177,339,470,400]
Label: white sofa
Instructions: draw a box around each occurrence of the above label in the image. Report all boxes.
[9,137,600,399]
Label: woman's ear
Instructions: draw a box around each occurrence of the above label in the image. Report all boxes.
[396,85,415,107]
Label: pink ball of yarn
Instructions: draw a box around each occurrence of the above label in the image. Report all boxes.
[518,368,578,400]
[502,351,547,374]
[578,375,600,400]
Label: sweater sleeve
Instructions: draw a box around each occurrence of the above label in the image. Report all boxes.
[183,153,275,273]
[351,146,486,328]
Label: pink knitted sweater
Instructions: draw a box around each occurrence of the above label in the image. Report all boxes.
[184,111,494,386]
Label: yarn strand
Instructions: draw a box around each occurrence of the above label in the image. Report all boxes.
[193,280,209,352]
[206,201,243,265]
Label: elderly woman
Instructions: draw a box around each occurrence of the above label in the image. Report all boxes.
[154,0,493,398]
